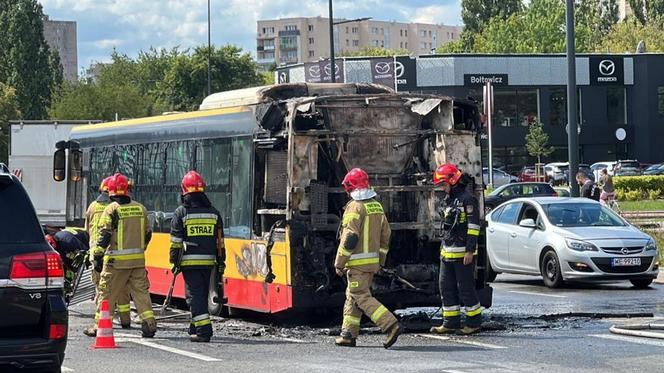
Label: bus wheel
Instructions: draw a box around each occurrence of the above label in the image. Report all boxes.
[208,270,223,316]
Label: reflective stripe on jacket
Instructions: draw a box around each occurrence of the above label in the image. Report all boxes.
[440,183,480,261]
[170,205,224,268]
[85,201,108,255]
[97,200,150,269]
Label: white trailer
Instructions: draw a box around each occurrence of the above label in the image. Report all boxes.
[8,120,100,225]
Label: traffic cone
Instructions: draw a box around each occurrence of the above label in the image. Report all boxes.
[92,299,117,349]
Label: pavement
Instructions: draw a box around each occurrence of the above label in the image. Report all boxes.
[61,275,664,373]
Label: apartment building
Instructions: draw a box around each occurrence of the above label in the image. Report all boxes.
[256,16,462,69]
[43,16,78,82]
[618,0,633,20]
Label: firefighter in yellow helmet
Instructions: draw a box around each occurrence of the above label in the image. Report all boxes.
[84,176,132,328]
[430,163,482,335]
[334,168,403,348]
[84,173,156,338]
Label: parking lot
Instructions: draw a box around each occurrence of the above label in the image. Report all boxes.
[60,274,664,373]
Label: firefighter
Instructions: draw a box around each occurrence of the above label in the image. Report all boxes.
[84,176,132,328]
[84,173,156,338]
[46,227,89,296]
[169,170,226,343]
[430,163,482,336]
[334,168,403,349]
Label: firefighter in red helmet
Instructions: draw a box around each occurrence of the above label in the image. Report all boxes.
[334,168,403,349]
[170,170,226,342]
[430,163,482,335]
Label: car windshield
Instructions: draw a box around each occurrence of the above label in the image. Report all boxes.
[542,203,626,227]
[620,161,639,168]
[0,179,43,244]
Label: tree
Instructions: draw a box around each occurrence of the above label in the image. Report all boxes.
[628,0,664,24]
[340,46,410,57]
[0,83,21,163]
[599,16,664,52]
[460,0,522,50]
[525,121,554,165]
[0,0,63,119]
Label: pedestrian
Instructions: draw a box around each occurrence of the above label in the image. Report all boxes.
[577,171,600,201]
[84,176,132,328]
[430,163,482,336]
[170,171,226,343]
[84,173,156,338]
[334,168,403,349]
[598,168,615,204]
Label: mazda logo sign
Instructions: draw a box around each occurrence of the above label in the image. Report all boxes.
[279,72,287,83]
[308,65,321,79]
[324,63,339,76]
[599,60,615,76]
[394,61,404,78]
[374,62,391,75]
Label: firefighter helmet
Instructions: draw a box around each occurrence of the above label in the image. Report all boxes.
[181,170,206,195]
[107,173,129,197]
[99,176,113,193]
[342,168,370,193]
[433,164,462,186]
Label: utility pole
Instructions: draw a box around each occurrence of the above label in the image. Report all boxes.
[207,0,212,96]
[328,0,336,83]
[566,0,579,196]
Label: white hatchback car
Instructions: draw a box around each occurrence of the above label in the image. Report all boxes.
[486,197,659,288]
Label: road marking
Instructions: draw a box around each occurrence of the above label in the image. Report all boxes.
[115,338,221,362]
[508,290,567,298]
[275,337,309,343]
[417,334,507,349]
[441,370,470,373]
[590,333,664,348]
[62,367,74,372]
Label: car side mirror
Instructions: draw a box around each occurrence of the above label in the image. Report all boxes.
[519,218,536,229]
[69,149,83,182]
[53,149,66,182]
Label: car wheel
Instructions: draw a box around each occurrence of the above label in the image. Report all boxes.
[509,179,517,184]
[540,250,564,288]
[630,279,653,289]
[486,257,498,283]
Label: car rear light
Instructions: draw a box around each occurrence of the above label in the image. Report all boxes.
[9,251,64,289]
[49,324,67,340]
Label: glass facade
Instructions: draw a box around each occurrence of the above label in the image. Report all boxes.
[493,89,538,127]
[607,87,626,125]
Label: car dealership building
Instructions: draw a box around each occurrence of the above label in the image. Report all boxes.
[276,53,664,174]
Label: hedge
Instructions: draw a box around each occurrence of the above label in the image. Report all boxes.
[614,175,664,200]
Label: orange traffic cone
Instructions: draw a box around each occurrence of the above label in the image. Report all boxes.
[92,299,117,349]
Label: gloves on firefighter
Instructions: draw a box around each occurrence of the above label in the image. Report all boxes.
[93,254,104,273]
[216,256,225,276]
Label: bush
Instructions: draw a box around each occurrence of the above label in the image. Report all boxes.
[625,190,643,201]
[648,189,662,200]
[615,189,626,201]
[614,175,664,193]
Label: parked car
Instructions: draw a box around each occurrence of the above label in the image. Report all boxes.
[545,162,568,185]
[591,161,616,181]
[614,160,642,176]
[644,164,664,176]
[484,182,558,211]
[0,165,68,372]
[518,166,549,183]
[485,197,659,288]
[554,187,570,197]
[483,167,517,187]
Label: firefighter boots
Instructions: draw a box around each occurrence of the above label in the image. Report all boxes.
[430,325,458,335]
[141,320,156,338]
[383,323,403,349]
[458,326,481,335]
[335,332,357,347]
[190,335,211,343]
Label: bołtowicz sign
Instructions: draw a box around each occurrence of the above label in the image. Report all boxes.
[589,57,623,85]
[464,74,509,86]
[395,56,417,92]
[370,58,395,89]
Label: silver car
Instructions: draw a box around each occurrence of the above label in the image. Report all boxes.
[486,197,659,288]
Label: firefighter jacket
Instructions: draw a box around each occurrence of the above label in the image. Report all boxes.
[84,193,110,256]
[54,228,89,261]
[170,193,225,269]
[440,182,480,261]
[95,197,151,269]
[334,197,391,273]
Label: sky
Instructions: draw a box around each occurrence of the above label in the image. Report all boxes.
[39,0,462,72]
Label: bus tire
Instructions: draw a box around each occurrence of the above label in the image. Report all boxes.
[208,270,223,316]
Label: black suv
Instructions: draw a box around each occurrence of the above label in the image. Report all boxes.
[0,166,68,372]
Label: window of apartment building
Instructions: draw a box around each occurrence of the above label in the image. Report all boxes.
[308,24,314,32]
[420,30,426,37]
[263,39,275,50]
[309,37,314,44]
[371,27,379,34]
[352,27,359,34]
[428,30,432,37]
[607,87,626,125]
[405,30,408,37]
[400,29,403,37]
[373,40,380,47]
[451,32,455,39]
[400,41,403,48]
[549,88,582,126]
[285,25,297,31]
[346,39,350,46]
[405,42,408,48]
[280,36,297,49]
[262,27,275,34]
[420,42,427,49]
[658,86,664,115]
[447,32,450,39]
[353,40,359,47]
[493,89,539,128]
[346,26,349,34]
[309,50,315,58]
[381,40,385,48]
[380,28,384,35]
[429,42,432,49]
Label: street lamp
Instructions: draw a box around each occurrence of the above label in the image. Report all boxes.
[565,0,579,196]
[207,0,212,96]
[328,0,371,83]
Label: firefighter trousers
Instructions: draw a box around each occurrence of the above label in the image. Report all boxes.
[96,265,156,333]
[182,268,213,338]
[439,259,481,328]
[341,269,398,338]
[92,269,131,325]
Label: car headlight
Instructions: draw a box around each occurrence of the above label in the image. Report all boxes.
[645,239,657,251]
[565,238,599,252]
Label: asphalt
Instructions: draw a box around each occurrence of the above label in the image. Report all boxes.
[60,274,664,373]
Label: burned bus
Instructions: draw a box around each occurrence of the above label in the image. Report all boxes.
[53,83,491,314]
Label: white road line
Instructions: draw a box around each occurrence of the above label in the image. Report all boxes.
[115,338,221,362]
[61,367,74,372]
[417,334,507,349]
[275,337,309,343]
[590,333,664,347]
[508,290,567,298]
[441,370,470,373]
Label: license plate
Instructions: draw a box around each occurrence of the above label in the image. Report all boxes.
[611,258,641,267]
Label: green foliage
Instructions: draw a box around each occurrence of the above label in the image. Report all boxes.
[599,17,664,52]
[0,83,21,163]
[525,121,554,163]
[625,190,643,201]
[615,189,626,201]
[628,0,664,24]
[0,0,63,119]
[648,189,663,200]
[614,176,664,201]
[436,39,466,53]
[460,0,522,50]
[340,46,410,57]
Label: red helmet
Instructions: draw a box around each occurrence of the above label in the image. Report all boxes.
[99,176,113,193]
[45,235,57,250]
[107,173,129,197]
[181,171,206,195]
[433,163,462,186]
[342,168,370,193]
